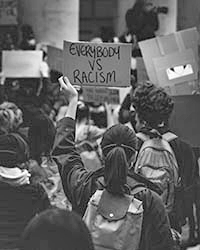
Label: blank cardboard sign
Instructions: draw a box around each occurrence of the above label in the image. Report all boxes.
[170,95,200,147]
[2,51,43,78]
[139,27,199,88]
[136,57,149,83]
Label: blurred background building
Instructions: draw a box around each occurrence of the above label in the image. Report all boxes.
[0,0,199,49]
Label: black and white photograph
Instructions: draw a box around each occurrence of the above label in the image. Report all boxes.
[0,0,199,249]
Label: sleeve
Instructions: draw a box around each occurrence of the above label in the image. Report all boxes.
[171,139,196,187]
[139,189,173,250]
[52,117,97,215]
[31,183,51,213]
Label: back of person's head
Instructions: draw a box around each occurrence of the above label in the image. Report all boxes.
[76,101,89,123]
[101,124,137,195]
[0,102,23,131]
[28,111,56,163]
[21,208,94,250]
[132,81,174,130]
[0,108,14,133]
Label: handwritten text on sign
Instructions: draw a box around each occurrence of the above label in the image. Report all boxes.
[63,41,131,87]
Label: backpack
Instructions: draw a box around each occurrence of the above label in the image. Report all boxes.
[83,188,144,250]
[135,132,179,213]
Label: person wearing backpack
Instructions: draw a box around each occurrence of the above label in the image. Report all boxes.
[131,81,197,240]
[52,76,173,250]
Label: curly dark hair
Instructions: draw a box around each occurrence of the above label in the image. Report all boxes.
[132,81,174,128]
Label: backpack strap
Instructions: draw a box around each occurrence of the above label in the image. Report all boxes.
[162,132,178,142]
[136,132,149,142]
[140,138,175,155]
[131,185,147,195]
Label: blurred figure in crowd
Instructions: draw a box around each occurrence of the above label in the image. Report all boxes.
[19,24,36,50]
[21,208,94,250]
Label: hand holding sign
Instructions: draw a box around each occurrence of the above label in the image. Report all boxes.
[58,76,78,120]
[58,76,78,103]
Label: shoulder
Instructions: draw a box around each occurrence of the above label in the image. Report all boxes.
[134,187,166,214]
[22,182,48,200]
[169,136,195,160]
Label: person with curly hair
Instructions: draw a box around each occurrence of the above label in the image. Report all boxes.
[131,81,197,241]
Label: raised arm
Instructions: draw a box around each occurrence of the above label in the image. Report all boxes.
[52,77,98,215]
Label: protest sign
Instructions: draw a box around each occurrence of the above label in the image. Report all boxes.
[63,41,132,87]
[170,95,200,147]
[82,86,120,104]
[0,0,18,25]
[136,57,149,83]
[2,51,43,78]
[47,46,63,73]
[139,28,199,91]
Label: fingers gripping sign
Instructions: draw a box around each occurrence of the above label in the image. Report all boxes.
[59,76,78,102]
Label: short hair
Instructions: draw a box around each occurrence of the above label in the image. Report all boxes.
[132,81,174,128]
[21,208,94,250]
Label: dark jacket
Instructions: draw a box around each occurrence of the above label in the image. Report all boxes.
[0,182,50,249]
[137,128,197,232]
[52,117,173,250]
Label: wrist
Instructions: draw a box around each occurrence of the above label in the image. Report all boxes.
[69,96,78,104]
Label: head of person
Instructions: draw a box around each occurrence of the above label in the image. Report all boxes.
[132,81,174,132]
[0,108,29,167]
[0,102,23,131]
[101,124,137,195]
[21,208,94,250]
[28,112,56,163]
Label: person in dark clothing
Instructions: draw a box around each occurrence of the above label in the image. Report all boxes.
[131,81,197,235]
[125,0,159,42]
[28,108,56,164]
[0,179,50,249]
[19,24,36,50]
[52,76,173,250]
[21,208,94,250]
[0,108,50,249]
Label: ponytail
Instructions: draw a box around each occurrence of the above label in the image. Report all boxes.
[104,146,128,195]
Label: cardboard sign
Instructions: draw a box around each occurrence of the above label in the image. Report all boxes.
[164,81,198,96]
[82,87,120,104]
[2,51,43,78]
[170,95,200,147]
[136,57,149,83]
[139,28,199,89]
[0,0,18,25]
[63,41,132,87]
[153,48,198,87]
[47,46,63,73]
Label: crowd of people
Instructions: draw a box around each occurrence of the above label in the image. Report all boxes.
[0,0,199,250]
